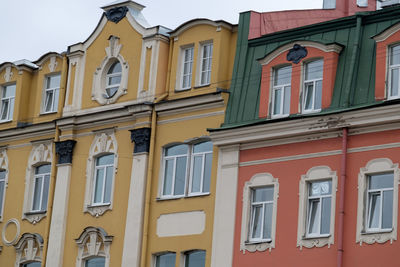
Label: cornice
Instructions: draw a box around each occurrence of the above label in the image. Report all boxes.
[210,103,400,148]
[0,122,55,144]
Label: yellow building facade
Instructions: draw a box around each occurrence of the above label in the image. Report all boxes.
[0,1,236,266]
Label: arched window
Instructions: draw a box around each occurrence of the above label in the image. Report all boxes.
[21,262,41,267]
[93,154,114,205]
[184,250,206,267]
[85,257,105,267]
[104,62,122,99]
[154,252,176,267]
[31,164,51,212]
[14,233,43,266]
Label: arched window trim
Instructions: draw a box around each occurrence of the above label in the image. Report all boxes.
[84,131,118,217]
[92,36,129,105]
[14,233,44,267]
[75,227,113,267]
[22,142,53,224]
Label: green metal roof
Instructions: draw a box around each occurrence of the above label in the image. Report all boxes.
[220,6,400,130]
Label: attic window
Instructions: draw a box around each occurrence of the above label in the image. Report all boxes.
[104,62,122,99]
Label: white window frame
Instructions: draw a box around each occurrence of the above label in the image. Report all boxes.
[182,250,206,267]
[240,173,279,253]
[302,59,323,113]
[356,158,399,245]
[42,74,61,114]
[153,252,176,267]
[271,66,291,118]
[75,227,112,267]
[177,45,194,91]
[31,164,51,212]
[84,131,118,217]
[0,149,9,222]
[160,140,213,199]
[104,62,122,99]
[92,154,114,206]
[197,42,213,86]
[0,83,16,122]
[297,166,337,249]
[22,142,53,224]
[388,44,400,100]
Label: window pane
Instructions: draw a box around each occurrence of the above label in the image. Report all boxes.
[274,66,291,86]
[193,141,212,153]
[251,205,262,239]
[203,153,212,193]
[163,159,174,195]
[108,62,121,74]
[166,144,188,156]
[304,82,314,110]
[263,203,273,239]
[174,156,186,195]
[305,60,323,80]
[85,257,105,267]
[97,154,114,166]
[108,76,121,85]
[321,197,331,234]
[22,262,42,267]
[310,181,332,196]
[47,75,61,89]
[1,100,9,120]
[191,155,202,193]
[315,80,322,110]
[106,87,118,98]
[156,253,176,267]
[0,170,5,180]
[9,98,14,119]
[104,166,113,203]
[45,91,54,112]
[390,45,400,65]
[253,187,274,202]
[273,88,281,115]
[36,164,51,174]
[308,199,320,234]
[41,174,50,211]
[368,193,381,229]
[391,68,399,97]
[185,250,206,267]
[382,190,393,229]
[94,168,104,203]
[4,84,16,98]
[54,89,60,111]
[283,86,291,114]
[32,177,43,211]
[369,173,393,189]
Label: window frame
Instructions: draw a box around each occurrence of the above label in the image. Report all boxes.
[92,154,115,206]
[240,173,279,253]
[154,252,176,267]
[177,45,195,91]
[356,158,399,245]
[388,44,400,100]
[302,59,324,113]
[197,42,213,87]
[42,73,61,114]
[182,250,206,267]
[160,140,213,199]
[31,164,51,212]
[271,65,291,118]
[0,83,16,122]
[104,61,122,99]
[297,166,337,249]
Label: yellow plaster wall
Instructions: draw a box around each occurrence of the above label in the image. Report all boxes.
[61,125,133,267]
[81,18,143,109]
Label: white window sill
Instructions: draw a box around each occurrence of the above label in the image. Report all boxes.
[302,109,321,114]
[271,114,289,119]
[40,111,57,115]
[157,192,210,201]
[25,210,47,215]
[245,239,272,245]
[175,87,191,92]
[0,119,12,124]
[88,203,111,208]
[194,84,210,89]
[362,229,393,235]
[303,234,331,240]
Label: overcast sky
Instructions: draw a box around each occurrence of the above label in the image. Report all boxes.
[0,0,326,63]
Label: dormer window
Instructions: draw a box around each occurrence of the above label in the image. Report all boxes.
[43,74,61,113]
[388,45,400,99]
[272,65,291,117]
[0,84,16,122]
[199,43,213,86]
[105,62,122,99]
[181,47,194,90]
[303,59,323,113]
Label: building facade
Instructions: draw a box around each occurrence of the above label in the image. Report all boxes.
[210,1,400,267]
[0,1,236,266]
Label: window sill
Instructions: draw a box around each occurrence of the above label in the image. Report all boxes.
[362,229,393,235]
[23,210,47,224]
[270,114,289,119]
[25,210,47,215]
[87,203,111,208]
[85,204,111,217]
[0,119,12,124]
[157,192,210,201]
[302,109,321,114]
[245,239,272,245]
[40,111,57,115]
[194,84,210,89]
[303,234,330,240]
[174,87,192,92]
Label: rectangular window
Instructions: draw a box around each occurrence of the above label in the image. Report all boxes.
[0,84,16,122]
[249,186,274,242]
[161,141,213,198]
[303,60,323,113]
[181,47,194,90]
[184,250,206,267]
[307,180,332,237]
[272,66,291,117]
[389,45,400,99]
[32,164,51,212]
[43,74,61,113]
[366,173,394,232]
[93,154,114,205]
[0,170,5,217]
[155,253,176,267]
[199,43,213,86]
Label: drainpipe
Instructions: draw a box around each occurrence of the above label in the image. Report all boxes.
[337,127,348,267]
[140,93,168,267]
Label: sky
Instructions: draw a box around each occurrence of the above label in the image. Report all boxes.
[0,0,326,63]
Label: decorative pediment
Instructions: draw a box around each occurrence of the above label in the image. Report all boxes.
[14,233,43,267]
[4,66,13,82]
